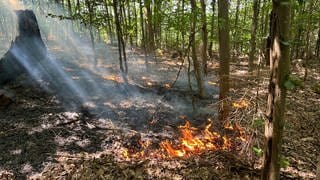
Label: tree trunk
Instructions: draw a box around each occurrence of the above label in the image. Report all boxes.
[262,0,291,179]
[113,0,123,73]
[133,0,138,46]
[233,0,241,55]
[66,0,73,32]
[317,156,320,180]
[104,0,114,45]
[85,0,97,68]
[260,0,268,66]
[316,28,320,58]
[139,0,147,61]
[218,0,230,122]
[145,0,155,54]
[200,0,208,75]
[126,0,133,46]
[248,0,260,72]
[208,0,216,58]
[0,10,47,86]
[190,0,207,98]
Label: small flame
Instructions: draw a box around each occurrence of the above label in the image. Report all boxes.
[160,140,185,157]
[102,75,123,83]
[232,99,250,109]
[164,83,171,88]
[224,122,234,130]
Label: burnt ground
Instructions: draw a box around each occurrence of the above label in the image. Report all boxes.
[0,42,319,179]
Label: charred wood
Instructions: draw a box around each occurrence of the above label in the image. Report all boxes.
[0,10,47,86]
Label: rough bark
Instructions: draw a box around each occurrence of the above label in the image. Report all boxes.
[0,10,47,86]
[218,0,230,122]
[262,0,291,179]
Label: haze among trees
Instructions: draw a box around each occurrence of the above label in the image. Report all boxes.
[0,0,319,179]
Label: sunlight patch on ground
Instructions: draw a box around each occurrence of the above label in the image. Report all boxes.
[8,0,24,10]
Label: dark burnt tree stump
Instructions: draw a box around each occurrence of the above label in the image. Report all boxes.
[0,10,47,86]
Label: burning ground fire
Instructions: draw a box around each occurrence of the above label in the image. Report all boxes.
[122,119,247,160]
[102,75,124,83]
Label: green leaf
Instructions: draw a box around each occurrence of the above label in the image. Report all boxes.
[253,147,263,157]
[284,80,296,90]
[285,75,304,90]
[279,156,290,168]
[252,118,264,128]
[280,40,291,46]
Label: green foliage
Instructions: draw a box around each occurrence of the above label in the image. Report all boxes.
[284,79,296,90]
[312,83,320,94]
[280,40,291,46]
[279,155,290,168]
[252,118,264,128]
[253,147,263,157]
[284,75,303,90]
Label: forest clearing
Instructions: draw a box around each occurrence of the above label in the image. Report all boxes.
[0,0,319,179]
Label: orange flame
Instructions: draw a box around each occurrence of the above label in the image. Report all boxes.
[122,119,247,159]
[232,99,250,109]
[102,75,123,83]
[160,120,247,158]
[164,84,171,88]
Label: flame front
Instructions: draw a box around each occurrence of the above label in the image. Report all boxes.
[122,120,247,159]
[160,120,246,158]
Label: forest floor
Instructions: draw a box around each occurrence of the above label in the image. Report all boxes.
[0,42,319,179]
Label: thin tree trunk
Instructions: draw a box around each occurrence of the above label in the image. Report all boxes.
[233,0,241,54]
[248,0,260,72]
[104,0,114,44]
[209,0,216,58]
[240,0,248,53]
[85,0,97,68]
[190,0,207,98]
[181,0,186,52]
[218,0,231,122]
[316,28,320,58]
[139,0,148,68]
[303,0,314,81]
[133,0,138,46]
[120,1,128,42]
[126,0,133,46]
[200,0,208,75]
[262,0,291,179]
[66,0,74,32]
[317,157,320,180]
[113,0,127,77]
[145,0,155,54]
